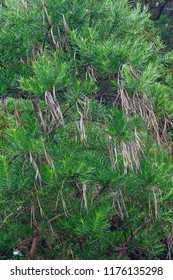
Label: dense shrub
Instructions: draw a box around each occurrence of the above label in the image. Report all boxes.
[0,0,173,259]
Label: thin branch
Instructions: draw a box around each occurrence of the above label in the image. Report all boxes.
[92,185,107,202]
[118,218,153,259]
[151,3,165,21]
[0,212,14,229]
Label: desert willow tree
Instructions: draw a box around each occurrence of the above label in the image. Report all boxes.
[0,0,173,260]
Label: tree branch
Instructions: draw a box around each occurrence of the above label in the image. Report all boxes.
[118,218,153,259]
[151,3,165,21]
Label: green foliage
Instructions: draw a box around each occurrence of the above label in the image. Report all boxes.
[0,0,173,260]
[131,0,173,51]
[20,53,72,94]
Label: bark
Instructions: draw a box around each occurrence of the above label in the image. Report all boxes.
[28,228,40,260]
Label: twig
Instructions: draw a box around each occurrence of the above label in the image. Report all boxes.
[92,185,107,202]
[46,217,61,243]
[49,214,62,223]
[0,212,14,228]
